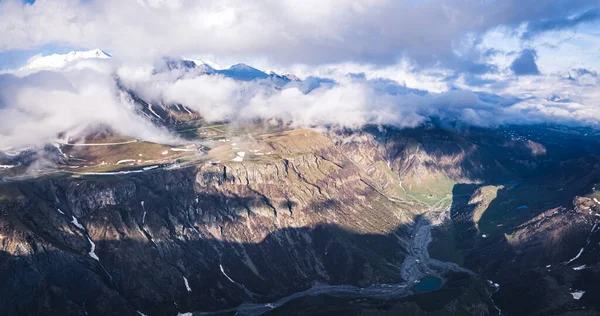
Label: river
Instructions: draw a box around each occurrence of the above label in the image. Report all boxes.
[186,207,478,316]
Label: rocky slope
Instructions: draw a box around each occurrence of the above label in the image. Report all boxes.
[1,126,600,315]
[0,129,460,315]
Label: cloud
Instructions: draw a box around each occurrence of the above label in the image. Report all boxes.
[523,8,600,39]
[510,49,541,76]
[0,63,178,149]
[566,68,599,87]
[572,68,598,77]
[1,0,598,69]
[117,59,600,131]
[1,54,600,150]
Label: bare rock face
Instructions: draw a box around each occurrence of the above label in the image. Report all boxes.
[1,126,600,315]
[0,130,425,316]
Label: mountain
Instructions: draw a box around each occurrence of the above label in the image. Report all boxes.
[216,63,270,81]
[20,50,292,87]
[2,120,600,315]
[3,56,600,315]
[185,58,223,71]
[22,49,111,70]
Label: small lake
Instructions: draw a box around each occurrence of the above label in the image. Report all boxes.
[413,276,443,292]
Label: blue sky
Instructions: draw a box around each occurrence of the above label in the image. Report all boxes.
[0,44,80,70]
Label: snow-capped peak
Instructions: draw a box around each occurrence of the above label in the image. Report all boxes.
[23,49,111,70]
[184,58,222,71]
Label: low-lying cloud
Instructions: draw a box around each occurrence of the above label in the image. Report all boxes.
[119,59,600,129]
[0,62,178,149]
[1,57,599,150]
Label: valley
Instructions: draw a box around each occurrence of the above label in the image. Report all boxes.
[3,2,600,315]
[3,121,600,315]
[2,63,600,315]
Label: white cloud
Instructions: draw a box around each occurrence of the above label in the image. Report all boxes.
[1,0,600,149]
[0,63,178,149]
[1,54,600,150]
[1,0,597,67]
[116,59,600,131]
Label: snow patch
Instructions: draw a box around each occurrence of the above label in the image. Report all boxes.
[141,201,147,224]
[116,159,136,165]
[182,105,192,114]
[87,236,99,261]
[573,265,587,271]
[571,290,585,300]
[71,216,85,230]
[232,151,246,162]
[53,143,66,157]
[162,150,169,155]
[220,264,236,284]
[56,208,65,215]
[565,247,585,264]
[147,104,164,120]
[183,276,192,292]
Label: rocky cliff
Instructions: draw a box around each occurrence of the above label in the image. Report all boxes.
[0,129,431,315]
[1,126,600,316]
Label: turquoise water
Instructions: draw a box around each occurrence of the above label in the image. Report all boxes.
[413,276,443,292]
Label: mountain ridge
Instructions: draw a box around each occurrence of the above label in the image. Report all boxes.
[22,49,111,70]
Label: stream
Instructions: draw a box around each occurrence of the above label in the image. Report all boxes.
[188,207,482,316]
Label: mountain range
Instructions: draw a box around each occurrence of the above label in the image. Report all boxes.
[1,50,600,316]
[22,49,112,70]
